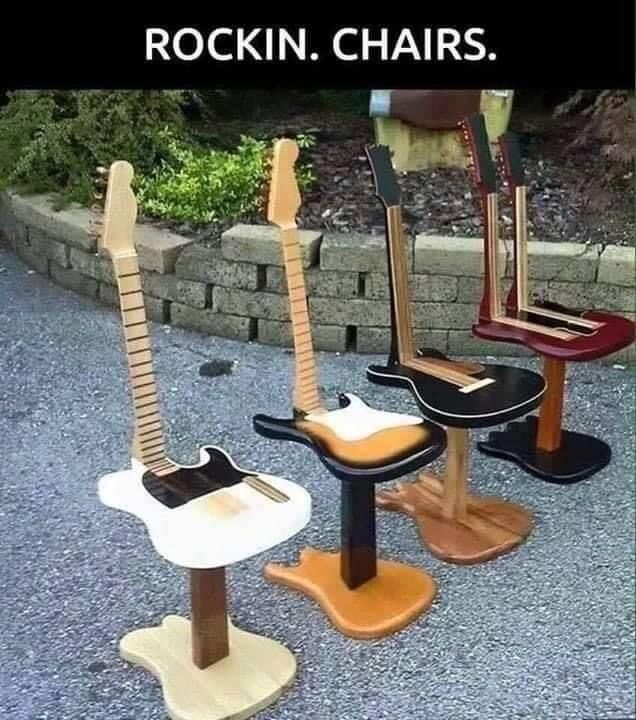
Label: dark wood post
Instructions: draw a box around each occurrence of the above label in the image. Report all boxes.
[340,481,378,590]
[190,567,229,669]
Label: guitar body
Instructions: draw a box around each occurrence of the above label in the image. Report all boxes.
[474,309,635,362]
[367,352,546,429]
[253,392,446,482]
[98,446,311,569]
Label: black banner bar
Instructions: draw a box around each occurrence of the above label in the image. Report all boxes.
[3,13,634,89]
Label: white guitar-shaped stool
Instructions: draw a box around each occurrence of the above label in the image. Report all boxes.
[94,161,311,720]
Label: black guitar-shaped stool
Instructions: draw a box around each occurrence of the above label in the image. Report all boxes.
[461,113,635,483]
[253,139,447,639]
[93,161,312,720]
[364,143,547,565]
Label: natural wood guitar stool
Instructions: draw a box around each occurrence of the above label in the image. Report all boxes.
[365,143,544,565]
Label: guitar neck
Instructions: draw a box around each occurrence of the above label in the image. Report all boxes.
[482,192,503,320]
[386,206,416,362]
[280,227,324,415]
[385,206,495,392]
[508,185,529,313]
[113,252,171,473]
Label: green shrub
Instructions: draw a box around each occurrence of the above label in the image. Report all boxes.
[0,90,187,204]
[136,133,317,226]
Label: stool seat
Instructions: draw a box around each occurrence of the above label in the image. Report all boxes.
[473,309,635,362]
[253,392,446,484]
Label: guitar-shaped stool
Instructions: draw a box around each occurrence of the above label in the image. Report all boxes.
[364,143,547,564]
[94,161,311,720]
[462,113,635,483]
[253,139,447,639]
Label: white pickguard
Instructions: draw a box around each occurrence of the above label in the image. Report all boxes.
[304,393,423,442]
[98,446,311,569]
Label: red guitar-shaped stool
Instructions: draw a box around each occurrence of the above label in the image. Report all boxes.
[461,113,635,483]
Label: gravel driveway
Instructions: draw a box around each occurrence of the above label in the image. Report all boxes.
[1,244,634,720]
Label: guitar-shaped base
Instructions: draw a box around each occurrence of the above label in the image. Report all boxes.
[478,415,612,484]
[377,474,532,564]
[119,615,296,720]
[376,428,533,564]
[264,548,436,640]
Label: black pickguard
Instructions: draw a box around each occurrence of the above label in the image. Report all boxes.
[367,351,546,429]
[253,394,446,484]
[143,446,254,508]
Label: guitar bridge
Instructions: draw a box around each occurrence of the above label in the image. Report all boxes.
[243,476,289,503]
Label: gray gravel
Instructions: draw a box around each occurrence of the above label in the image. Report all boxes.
[1,243,634,720]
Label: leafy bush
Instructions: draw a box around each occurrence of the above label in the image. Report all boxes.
[137,132,317,226]
[0,90,187,204]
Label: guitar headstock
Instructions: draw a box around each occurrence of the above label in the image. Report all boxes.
[267,139,301,230]
[90,161,138,258]
[364,144,401,208]
[497,131,525,194]
[460,113,497,196]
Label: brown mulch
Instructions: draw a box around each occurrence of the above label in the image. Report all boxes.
[154,110,635,248]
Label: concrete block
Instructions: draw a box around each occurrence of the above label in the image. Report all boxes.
[171,304,253,340]
[14,233,49,276]
[411,302,479,330]
[448,330,533,357]
[365,273,457,302]
[415,234,500,277]
[141,270,206,308]
[175,244,258,290]
[549,282,635,314]
[135,224,194,274]
[221,224,321,268]
[597,245,635,287]
[99,283,119,307]
[266,266,359,298]
[356,327,448,354]
[50,262,97,298]
[526,241,600,282]
[8,191,96,252]
[320,232,409,273]
[309,297,391,327]
[213,287,289,321]
[28,227,69,268]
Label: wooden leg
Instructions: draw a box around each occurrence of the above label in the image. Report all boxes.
[537,356,566,452]
[340,480,377,590]
[190,567,229,670]
[442,428,468,521]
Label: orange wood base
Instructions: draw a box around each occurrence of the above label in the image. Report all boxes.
[376,473,533,565]
[264,548,437,640]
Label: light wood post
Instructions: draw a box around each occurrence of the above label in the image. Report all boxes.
[442,428,469,521]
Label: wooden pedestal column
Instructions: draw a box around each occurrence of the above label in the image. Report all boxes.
[377,428,533,564]
[478,352,612,483]
[536,356,566,452]
[190,568,229,669]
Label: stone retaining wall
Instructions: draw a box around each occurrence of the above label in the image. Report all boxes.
[1,190,634,362]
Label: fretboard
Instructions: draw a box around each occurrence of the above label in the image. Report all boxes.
[483,192,503,320]
[113,253,174,476]
[385,206,495,393]
[280,228,324,415]
[386,206,416,362]
[510,185,529,312]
